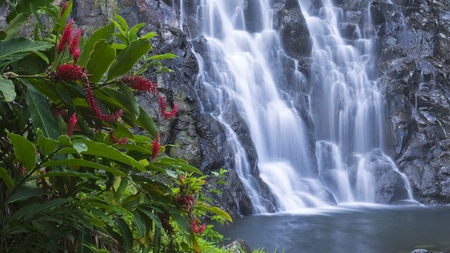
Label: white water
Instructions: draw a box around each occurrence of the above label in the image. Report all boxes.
[183,0,414,213]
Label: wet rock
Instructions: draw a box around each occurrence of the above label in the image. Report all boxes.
[225,239,252,253]
[276,0,312,59]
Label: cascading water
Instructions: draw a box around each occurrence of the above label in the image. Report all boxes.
[183,0,414,213]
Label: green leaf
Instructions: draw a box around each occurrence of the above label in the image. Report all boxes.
[0,76,16,102]
[0,38,53,69]
[115,14,129,33]
[107,39,151,81]
[141,31,157,40]
[40,159,127,177]
[131,210,147,238]
[80,139,145,171]
[33,170,100,180]
[3,13,29,40]
[85,39,116,83]
[78,23,115,67]
[137,205,161,228]
[102,83,140,119]
[196,201,232,222]
[58,0,73,32]
[149,53,177,60]
[129,23,145,41]
[7,132,36,172]
[152,157,201,174]
[36,129,58,157]
[0,167,14,190]
[115,216,133,251]
[137,107,158,139]
[11,198,67,220]
[24,80,60,139]
[7,189,46,204]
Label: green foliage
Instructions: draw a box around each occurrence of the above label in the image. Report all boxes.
[0,1,231,252]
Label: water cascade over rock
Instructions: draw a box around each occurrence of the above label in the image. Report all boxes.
[180,0,414,213]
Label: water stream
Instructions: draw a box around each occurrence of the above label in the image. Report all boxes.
[183,0,414,213]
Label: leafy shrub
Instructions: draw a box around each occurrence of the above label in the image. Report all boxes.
[0,0,231,252]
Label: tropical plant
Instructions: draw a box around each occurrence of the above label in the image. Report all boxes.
[0,0,231,252]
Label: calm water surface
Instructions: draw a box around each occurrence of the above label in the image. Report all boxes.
[215,204,450,253]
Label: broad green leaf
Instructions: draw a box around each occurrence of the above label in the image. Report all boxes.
[11,198,67,220]
[36,129,58,157]
[196,201,232,222]
[152,157,201,174]
[137,107,158,139]
[0,76,16,102]
[113,176,122,192]
[78,23,115,67]
[33,170,100,180]
[115,216,133,251]
[131,210,147,238]
[7,189,46,204]
[24,81,60,139]
[0,38,53,67]
[86,40,116,83]
[7,132,36,172]
[3,13,29,40]
[0,167,14,190]
[40,159,127,177]
[137,205,161,228]
[173,213,190,233]
[79,139,145,171]
[154,226,162,253]
[88,218,106,228]
[107,39,151,81]
[102,83,140,118]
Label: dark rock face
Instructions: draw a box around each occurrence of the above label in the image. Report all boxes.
[274,0,312,59]
[374,0,450,204]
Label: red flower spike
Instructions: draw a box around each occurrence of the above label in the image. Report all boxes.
[158,94,178,119]
[54,63,86,81]
[84,82,123,122]
[67,113,77,137]
[69,28,82,56]
[72,48,80,63]
[57,19,73,54]
[123,76,158,94]
[176,195,195,210]
[59,1,68,18]
[151,133,160,160]
[191,219,206,234]
[109,131,128,145]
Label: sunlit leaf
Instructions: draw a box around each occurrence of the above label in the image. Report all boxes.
[7,132,36,172]
[86,39,116,83]
[0,167,14,190]
[0,76,16,102]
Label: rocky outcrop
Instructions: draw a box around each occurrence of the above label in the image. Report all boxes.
[372,0,450,204]
[274,0,312,59]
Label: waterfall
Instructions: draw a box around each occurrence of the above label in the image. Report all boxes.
[183,0,414,213]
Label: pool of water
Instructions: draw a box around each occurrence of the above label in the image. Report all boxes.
[214,204,450,253]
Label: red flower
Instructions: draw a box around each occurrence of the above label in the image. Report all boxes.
[158,94,178,119]
[67,113,77,137]
[123,76,158,94]
[109,131,128,145]
[69,28,82,57]
[176,195,195,210]
[59,1,69,17]
[53,63,87,81]
[84,82,123,121]
[151,133,160,160]
[20,167,26,176]
[190,219,206,234]
[57,19,73,54]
